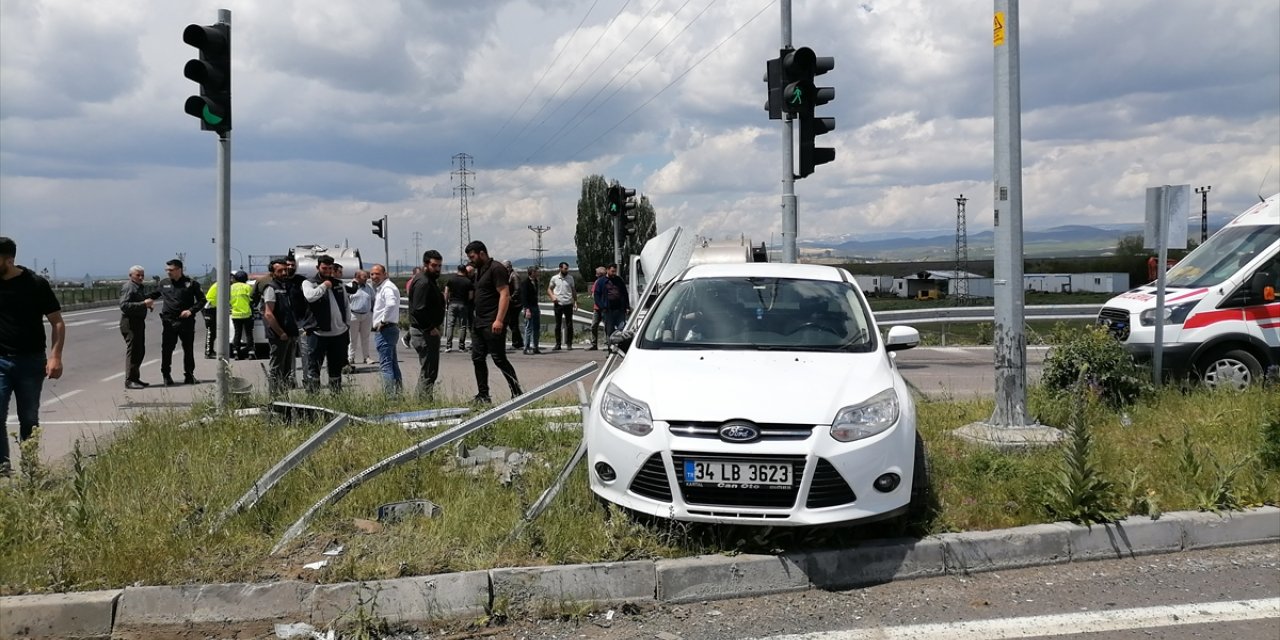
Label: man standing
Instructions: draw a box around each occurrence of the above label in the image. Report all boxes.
[593,263,631,337]
[503,260,523,351]
[119,265,155,388]
[0,237,65,476]
[300,255,349,392]
[443,264,473,353]
[229,271,254,360]
[466,241,522,404]
[202,276,219,359]
[345,269,374,366]
[548,261,576,351]
[262,259,300,396]
[587,265,606,349]
[369,264,402,392]
[407,250,445,399]
[520,266,543,355]
[157,258,204,386]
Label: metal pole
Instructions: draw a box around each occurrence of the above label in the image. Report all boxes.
[382,215,390,270]
[780,0,798,264]
[613,213,622,267]
[214,8,232,412]
[1152,187,1166,387]
[990,0,1027,427]
[1196,185,1211,243]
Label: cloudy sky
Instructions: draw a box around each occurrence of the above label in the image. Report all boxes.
[1,0,1277,279]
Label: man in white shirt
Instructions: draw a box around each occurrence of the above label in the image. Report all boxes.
[547,261,576,350]
[369,263,402,391]
[345,269,374,366]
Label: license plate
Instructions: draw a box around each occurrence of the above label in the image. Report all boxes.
[682,459,792,487]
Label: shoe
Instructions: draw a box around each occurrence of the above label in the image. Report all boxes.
[125,380,146,390]
[472,394,492,405]
[587,345,598,351]
[533,348,543,355]
[204,353,215,359]
[553,345,561,351]
[445,347,453,353]
[163,375,176,387]
[566,345,573,351]
[183,375,199,385]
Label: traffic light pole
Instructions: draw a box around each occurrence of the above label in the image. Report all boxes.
[382,215,390,270]
[213,8,231,413]
[780,0,798,264]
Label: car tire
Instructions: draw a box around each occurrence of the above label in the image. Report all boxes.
[1197,348,1262,391]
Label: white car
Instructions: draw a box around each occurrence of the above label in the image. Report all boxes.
[585,262,924,526]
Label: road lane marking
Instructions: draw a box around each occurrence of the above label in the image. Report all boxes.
[64,319,102,327]
[42,388,83,407]
[755,597,1280,640]
[101,372,126,382]
[61,307,115,318]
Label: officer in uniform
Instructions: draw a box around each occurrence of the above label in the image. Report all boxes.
[157,258,204,385]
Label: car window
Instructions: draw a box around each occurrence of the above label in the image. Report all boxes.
[1166,225,1280,288]
[638,276,875,352]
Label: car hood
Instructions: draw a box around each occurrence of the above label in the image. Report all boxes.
[607,348,898,425]
[1103,287,1209,312]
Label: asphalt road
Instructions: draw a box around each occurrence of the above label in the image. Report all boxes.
[7,306,1044,466]
[486,544,1280,640]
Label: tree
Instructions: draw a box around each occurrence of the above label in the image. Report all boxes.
[574,175,658,283]
[1114,234,1146,257]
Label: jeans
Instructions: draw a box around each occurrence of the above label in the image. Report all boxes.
[590,308,603,347]
[374,325,403,392]
[0,353,46,471]
[446,303,470,349]
[409,327,441,398]
[523,309,541,351]
[267,335,298,396]
[553,302,574,347]
[604,308,627,336]
[120,316,146,381]
[471,326,521,399]
[160,316,196,378]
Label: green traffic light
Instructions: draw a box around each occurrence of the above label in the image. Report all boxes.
[202,105,223,126]
[789,87,803,104]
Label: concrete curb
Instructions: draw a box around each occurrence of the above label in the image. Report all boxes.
[4,507,1277,639]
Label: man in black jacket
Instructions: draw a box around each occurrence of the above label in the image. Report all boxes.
[408,250,445,399]
[119,265,156,389]
[300,255,349,392]
[261,259,299,396]
[157,258,204,386]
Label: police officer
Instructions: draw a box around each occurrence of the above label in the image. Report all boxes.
[157,258,204,386]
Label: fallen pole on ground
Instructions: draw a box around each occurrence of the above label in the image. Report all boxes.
[210,412,352,533]
[271,361,598,555]
[510,381,592,538]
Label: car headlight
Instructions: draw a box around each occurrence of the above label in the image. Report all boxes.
[1138,301,1196,326]
[830,388,899,442]
[600,383,653,436]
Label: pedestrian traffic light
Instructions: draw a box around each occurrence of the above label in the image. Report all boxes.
[182,22,231,133]
[371,218,385,239]
[791,47,835,178]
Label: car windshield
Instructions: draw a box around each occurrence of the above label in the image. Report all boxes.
[637,276,876,352]
[1166,225,1280,288]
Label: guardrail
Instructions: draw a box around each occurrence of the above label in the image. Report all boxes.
[874,304,1101,325]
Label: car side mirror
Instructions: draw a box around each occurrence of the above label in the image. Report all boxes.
[1250,271,1276,302]
[608,329,635,353]
[885,325,920,352]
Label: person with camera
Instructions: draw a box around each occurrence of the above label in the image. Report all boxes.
[299,255,350,392]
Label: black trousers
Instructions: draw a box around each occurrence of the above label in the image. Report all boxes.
[203,311,217,356]
[120,316,146,382]
[506,305,523,348]
[231,317,254,358]
[303,332,349,392]
[160,317,196,378]
[553,303,574,347]
[410,327,441,398]
[471,326,521,399]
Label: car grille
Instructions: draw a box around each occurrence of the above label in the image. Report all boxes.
[628,453,672,503]
[805,458,857,508]
[1097,307,1131,341]
[667,421,816,442]
[671,452,806,509]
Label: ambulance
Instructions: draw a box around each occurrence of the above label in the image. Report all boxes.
[1097,194,1280,389]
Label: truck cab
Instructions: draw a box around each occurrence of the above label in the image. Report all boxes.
[1097,194,1280,388]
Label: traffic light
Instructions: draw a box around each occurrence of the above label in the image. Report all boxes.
[371,218,385,239]
[182,22,231,133]
[791,47,835,178]
[608,184,637,247]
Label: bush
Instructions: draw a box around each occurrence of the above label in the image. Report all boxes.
[1261,417,1280,472]
[1042,324,1151,407]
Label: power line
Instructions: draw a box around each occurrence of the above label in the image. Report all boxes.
[485,0,602,146]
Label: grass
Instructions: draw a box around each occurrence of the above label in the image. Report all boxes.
[1,384,1276,596]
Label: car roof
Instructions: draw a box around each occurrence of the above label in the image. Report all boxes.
[679,262,849,282]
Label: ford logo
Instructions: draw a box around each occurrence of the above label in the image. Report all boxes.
[719,422,760,443]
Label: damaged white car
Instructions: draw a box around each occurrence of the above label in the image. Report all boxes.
[585,261,924,526]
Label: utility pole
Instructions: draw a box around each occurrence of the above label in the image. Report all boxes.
[956,0,1060,448]
[411,230,422,264]
[1195,185,1211,243]
[953,194,970,302]
[452,153,474,264]
[528,225,550,270]
[779,0,797,263]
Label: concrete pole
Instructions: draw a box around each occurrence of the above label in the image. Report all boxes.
[780,0,798,263]
[214,8,231,412]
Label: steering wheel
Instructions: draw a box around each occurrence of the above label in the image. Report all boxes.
[787,321,843,337]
